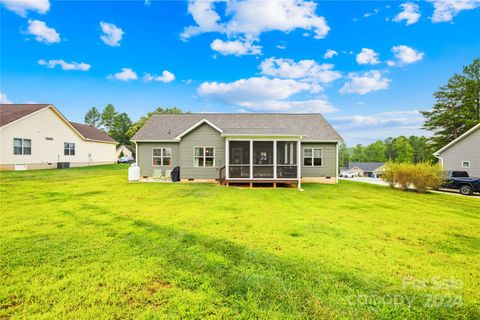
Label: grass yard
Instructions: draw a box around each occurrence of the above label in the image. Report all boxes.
[1,164,479,319]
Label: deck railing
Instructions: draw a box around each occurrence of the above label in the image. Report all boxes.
[218,165,226,184]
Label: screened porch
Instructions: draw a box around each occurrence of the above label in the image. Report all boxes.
[226,140,299,180]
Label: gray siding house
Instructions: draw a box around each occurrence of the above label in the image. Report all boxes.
[434,123,480,177]
[131,114,343,187]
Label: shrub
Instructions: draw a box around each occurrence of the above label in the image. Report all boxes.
[381,162,444,193]
[381,162,397,188]
[410,162,445,193]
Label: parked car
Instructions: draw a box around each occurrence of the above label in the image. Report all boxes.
[340,172,355,178]
[442,171,480,195]
[118,156,135,164]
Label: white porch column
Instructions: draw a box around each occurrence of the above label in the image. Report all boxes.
[225,139,230,179]
[273,140,277,179]
[249,140,253,179]
[335,142,339,183]
[297,140,301,189]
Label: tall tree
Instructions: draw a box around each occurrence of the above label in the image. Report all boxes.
[408,136,434,163]
[110,112,133,145]
[338,142,350,168]
[364,140,386,162]
[421,58,480,150]
[101,104,117,132]
[392,136,414,163]
[350,144,366,162]
[127,107,185,138]
[384,137,395,161]
[84,107,102,128]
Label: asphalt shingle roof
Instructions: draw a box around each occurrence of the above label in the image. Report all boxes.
[70,122,117,143]
[348,162,385,171]
[132,113,343,141]
[0,104,50,127]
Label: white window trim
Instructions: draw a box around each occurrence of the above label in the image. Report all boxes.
[462,161,470,169]
[13,138,31,155]
[193,146,215,168]
[302,147,323,167]
[64,142,76,156]
[152,147,173,166]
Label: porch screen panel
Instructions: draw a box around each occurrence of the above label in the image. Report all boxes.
[276,142,297,178]
[229,141,250,178]
[253,141,273,178]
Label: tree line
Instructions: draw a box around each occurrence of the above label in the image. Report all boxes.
[84,105,185,146]
[338,135,434,168]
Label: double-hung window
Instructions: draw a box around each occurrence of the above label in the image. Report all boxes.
[194,147,215,167]
[64,142,75,156]
[303,148,322,166]
[152,148,172,166]
[13,138,31,155]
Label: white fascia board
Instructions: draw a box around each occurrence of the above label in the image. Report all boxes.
[175,119,223,139]
[434,123,480,155]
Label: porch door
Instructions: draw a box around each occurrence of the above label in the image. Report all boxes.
[253,141,274,178]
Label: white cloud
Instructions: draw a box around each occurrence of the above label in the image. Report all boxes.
[1,0,50,17]
[100,22,124,47]
[339,70,390,95]
[107,68,138,81]
[181,0,330,40]
[197,76,335,113]
[393,3,421,25]
[428,0,480,23]
[240,99,336,113]
[210,39,261,56]
[331,110,426,145]
[391,45,424,65]
[198,77,310,102]
[25,20,60,44]
[0,92,12,104]
[363,8,379,18]
[143,70,176,83]
[259,57,341,83]
[356,48,380,65]
[332,110,422,128]
[276,43,286,50]
[324,49,338,59]
[38,59,91,71]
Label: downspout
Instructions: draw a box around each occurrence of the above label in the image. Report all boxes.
[433,153,444,169]
[335,142,339,183]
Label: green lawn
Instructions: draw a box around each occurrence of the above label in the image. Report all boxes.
[1,165,479,319]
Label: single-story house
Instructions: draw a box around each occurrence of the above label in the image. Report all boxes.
[434,123,480,177]
[347,162,385,178]
[116,144,135,159]
[131,113,343,187]
[0,104,117,170]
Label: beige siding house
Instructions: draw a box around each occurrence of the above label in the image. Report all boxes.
[0,104,117,170]
[132,114,343,187]
[116,144,135,159]
[434,123,480,177]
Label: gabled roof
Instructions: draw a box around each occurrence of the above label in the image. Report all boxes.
[0,104,50,127]
[348,162,385,171]
[132,113,343,142]
[117,144,135,153]
[0,104,117,144]
[434,123,480,155]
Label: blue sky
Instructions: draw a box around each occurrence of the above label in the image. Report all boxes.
[1,0,479,145]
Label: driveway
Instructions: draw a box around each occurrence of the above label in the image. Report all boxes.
[339,177,388,186]
[340,177,479,198]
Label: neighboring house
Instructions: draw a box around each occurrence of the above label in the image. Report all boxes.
[434,123,480,177]
[131,113,343,187]
[0,104,117,170]
[116,144,135,159]
[347,162,385,178]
